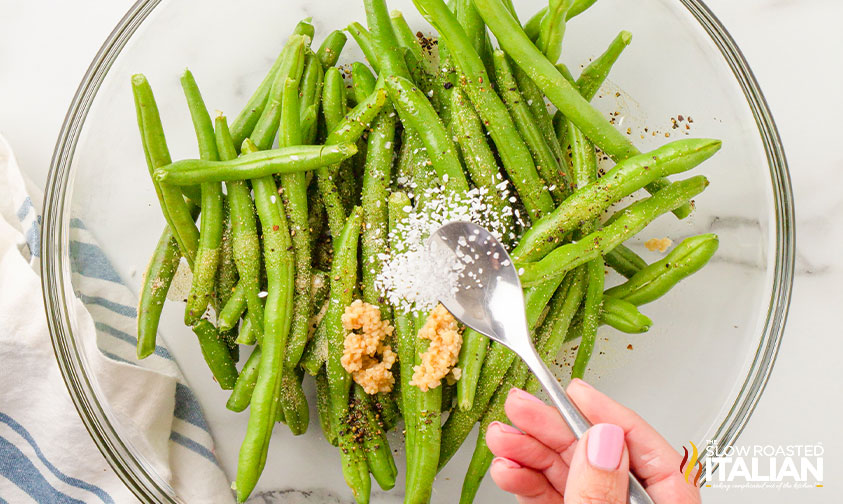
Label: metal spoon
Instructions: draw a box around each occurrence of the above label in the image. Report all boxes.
[428,221,654,504]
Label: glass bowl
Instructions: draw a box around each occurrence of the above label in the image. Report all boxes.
[43,0,794,502]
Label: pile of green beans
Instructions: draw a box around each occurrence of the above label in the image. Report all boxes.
[131,2,722,502]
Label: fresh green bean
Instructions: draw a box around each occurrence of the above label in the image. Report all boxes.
[454,328,488,411]
[229,46,287,148]
[235,316,257,345]
[154,144,358,185]
[320,67,352,237]
[599,296,652,333]
[293,17,315,39]
[455,0,492,74]
[605,243,648,279]
[471,0,638,160]
[279,367,309,435]
[215,199,240,345]
[353,384,398,491]
[132,74,199,266]
[511,138,721,263]
[438,277,565,470]
[317,30,348,69]
[181,70,224,325]
[526,267,589,394]
[301,315,329,376]
[524,0,599,40]
[323,67,347,133]
[513,66,566,179]
[324,208,370,503]
[577,30,632,102]
[571,258,604,379]
[218,281,248,332]
[226,347,262,412]
[316,368,339,446]
[278,77,314,370]
[234,134,296,501]
[137,228,181,359]
[215,116,265,345]
[384,76,468,192]
[300,52,325,144]
[389,10,428,70]
[536,0,573,64]
[192,320,238,390]
[518,176,710,287]
[492,50,568,203]
[411,0,555,222]
[347,22,382,74]
[352,62,378,104]
[605,234,719,305]
[364,0,412,80]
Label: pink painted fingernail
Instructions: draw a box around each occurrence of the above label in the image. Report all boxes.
[508,387,545,405]
[570,378,594,390]
[489,421,521,435]
[587,423,624,471]
[493,457,522,469]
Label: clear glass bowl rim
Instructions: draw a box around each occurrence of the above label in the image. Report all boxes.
[41,0,795,501]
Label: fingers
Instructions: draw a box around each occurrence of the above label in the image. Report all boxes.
[564,423,630,504]
[485,421,570,494]
[504,387,577,455]
[566,379,701,502]
[488,457,564,504]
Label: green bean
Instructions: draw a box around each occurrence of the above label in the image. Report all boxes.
[438,277,565,470]
[513,66,566,178]
[278,78,314,370]
[447,88,511,231]
[215,200,240,346]
[218,281,248,332]
[229,46,287,148]
[536,0,573,64]
[571,258,604,379]
[300,53,325,144]
[577,30,632,102]
[511,138,721,263]
[215,116,264,345]
[180,70,224,325]
[316,368,339,446]
[384,76,468,192]
[323,67,347,133]
[455,0,492,74]
[250,35,307,151]
[226,347,262,412]
[526,267,589,394]
[347,22,382,74]
[460,357,530,504]
[492,50,568,203]
[300,315,329,376]
[137,228,181,359]
[131,74,199,266]
[293,17,315,39]
[406,344,442,503]
[524,0,599,40]
[605,243,648,279]
[320,67,352,237]
[353,384,398,491]
[363,0,411,80]
[352,62,378,104]
[411,0,554,222]
[324,208,370,503]
[518,176,710,287]
[455,329,489,411]
[471,0,639,160]
[234,135,295,502]
[279,367,309,435]
[192,320,238,390]
[605,234,719,305]
[389,10,428,70]
[154,144,358,185]
[599,296,652,334]
[317,30,348,69]
[234,314,257,345]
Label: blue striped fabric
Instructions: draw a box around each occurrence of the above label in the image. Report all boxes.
[4,195,226,500]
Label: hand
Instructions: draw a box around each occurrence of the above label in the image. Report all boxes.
[484,379,702,504]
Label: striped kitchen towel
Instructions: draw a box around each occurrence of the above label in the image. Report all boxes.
[0,134,233,503]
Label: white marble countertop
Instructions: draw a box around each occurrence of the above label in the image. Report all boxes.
[1,1,840,503]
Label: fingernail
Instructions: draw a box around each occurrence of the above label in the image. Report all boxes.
[570,378,594,390]
[508,387,545,405]
[489,421,521,435]
[587,423,624,471]
[492,457,522,469]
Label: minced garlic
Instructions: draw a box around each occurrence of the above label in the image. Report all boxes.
[644,237,672,253]
[341,300,396,395]
[410,304,462,392]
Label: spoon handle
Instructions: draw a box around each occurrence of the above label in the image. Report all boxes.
[521,351,655,504]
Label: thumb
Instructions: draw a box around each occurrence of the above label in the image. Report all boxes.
[564,423,629,504]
